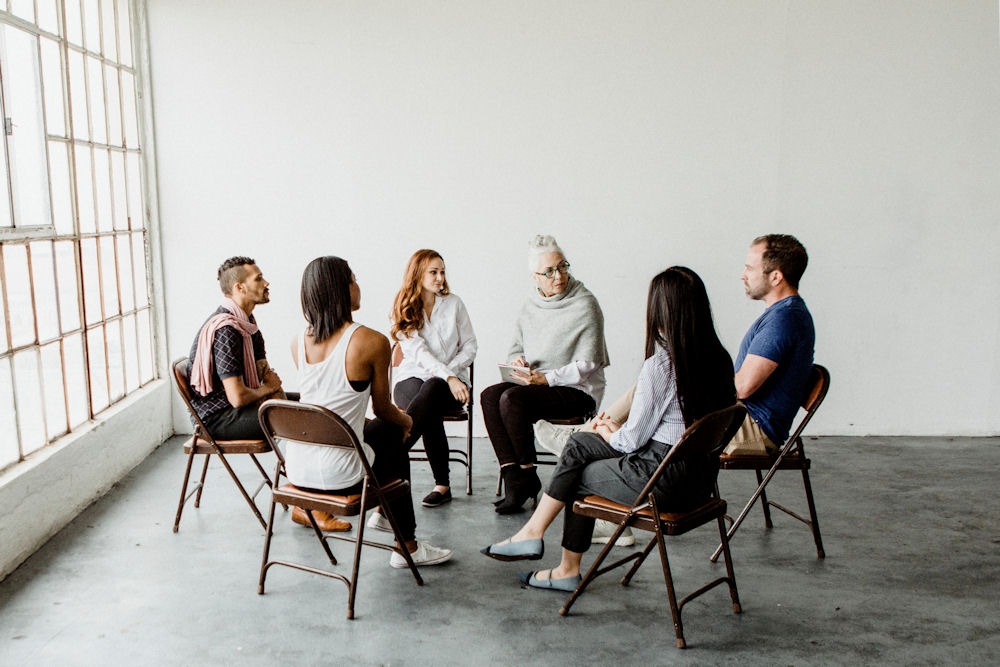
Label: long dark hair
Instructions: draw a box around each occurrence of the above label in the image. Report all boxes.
[300,256,354,342]
[644,266,736,426]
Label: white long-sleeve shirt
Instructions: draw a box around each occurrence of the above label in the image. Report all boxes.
[395,293,477,387]
[608,348,685,454]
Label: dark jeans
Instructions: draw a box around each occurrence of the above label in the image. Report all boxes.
[201,392,301,441]
[547,432,714,554]
[299,418,416,541]
[394,377,464,488]
[480,382,595,466]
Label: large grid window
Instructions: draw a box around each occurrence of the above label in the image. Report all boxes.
[0,0,154,472]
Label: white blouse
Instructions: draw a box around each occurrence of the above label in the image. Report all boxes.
[395,293,477,387]
[608,348,686,454]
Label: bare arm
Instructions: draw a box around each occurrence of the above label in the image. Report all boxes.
[221,366,282,408]
[358,328,413,438]
[734,353,779,400]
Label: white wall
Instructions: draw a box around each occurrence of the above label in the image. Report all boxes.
[148,0,1000,436]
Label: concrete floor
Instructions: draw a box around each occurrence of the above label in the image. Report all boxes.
[1,435,998,666]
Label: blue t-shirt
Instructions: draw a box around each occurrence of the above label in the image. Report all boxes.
[733,295,815,444]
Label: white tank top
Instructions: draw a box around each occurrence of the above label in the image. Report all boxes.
[283,323,376,490]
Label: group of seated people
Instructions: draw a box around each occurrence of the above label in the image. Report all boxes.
[185,232,815,580]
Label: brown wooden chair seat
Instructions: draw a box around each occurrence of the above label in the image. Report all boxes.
[257,399,424,620]
[559,404,748,649]
[170,357,273,532]
[711,364,830,562]
[390,343,475,495]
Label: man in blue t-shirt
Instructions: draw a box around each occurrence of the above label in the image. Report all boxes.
[187,256,285,441]
[725,234,815,455]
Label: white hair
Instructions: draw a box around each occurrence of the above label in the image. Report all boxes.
[527,234,564,272]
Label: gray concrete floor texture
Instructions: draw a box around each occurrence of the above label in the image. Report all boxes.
[1,435,999,666]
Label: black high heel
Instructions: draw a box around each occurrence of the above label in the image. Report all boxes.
[496,467,542,515]
[494,466,522,511]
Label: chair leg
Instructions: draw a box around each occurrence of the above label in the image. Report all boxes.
[465,419,473,496]
[801,468,825,558]
[258,494,280,594]
[653,528,686,649]
[213,450,268,529]
[376,499,424,587]
[716,515,742,614]
[622,536,657,586]
[496,470,503,497]
[173,447,198,533]
[756,469,774,528]
[302,510,338,565]
[194,453,211,508]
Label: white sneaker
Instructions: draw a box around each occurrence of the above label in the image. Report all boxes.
[591,519,636,547]
[365,511,393,533]
[390,541,453,569]
[533,419,579,456]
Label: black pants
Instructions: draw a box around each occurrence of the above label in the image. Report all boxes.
[394,377,464,488]
[480,382,595,466]
[297,418,417,541]
[547,432,714,554]
[201,392,301,441]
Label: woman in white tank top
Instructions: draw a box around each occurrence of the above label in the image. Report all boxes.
[283,256,452,569]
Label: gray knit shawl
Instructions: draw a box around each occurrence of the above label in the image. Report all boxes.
[508,277,610,370]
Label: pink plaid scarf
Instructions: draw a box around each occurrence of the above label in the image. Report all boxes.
[190,298,261,397]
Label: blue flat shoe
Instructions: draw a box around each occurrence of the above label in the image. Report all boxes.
[518,569,582,592]
[480,538,544,561]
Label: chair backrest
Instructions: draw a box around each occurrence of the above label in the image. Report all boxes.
[633,404,747,504]
[787,364,830,448]
[172,356,214,440]
[257,399,377,481]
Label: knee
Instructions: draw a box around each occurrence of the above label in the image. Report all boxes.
[480,383,506,410]
[497,387,528,415]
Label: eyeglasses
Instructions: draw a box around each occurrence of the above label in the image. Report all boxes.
[535,261,571,279]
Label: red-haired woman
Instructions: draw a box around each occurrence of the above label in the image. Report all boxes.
[390,249,477,507]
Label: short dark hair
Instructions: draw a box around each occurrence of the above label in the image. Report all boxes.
[753,234,808,289]
[217,256,256,295]
[300,256,354,342]
[644,266,735,426]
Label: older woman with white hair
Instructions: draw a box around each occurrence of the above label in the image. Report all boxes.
[481,235,609,514]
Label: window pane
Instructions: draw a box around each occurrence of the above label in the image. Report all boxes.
[115,232,132,310]
[110,149,126,229]
[38,0,61,36]
[30,241,60,341]
[63,332,88,426]
[74,144,94,232]
[137,307,152,383]
[102,0,117,62]
[122,312,137,391]
[4,244,35,347]
[14,349,45,454]
[40,340,68,439]
[120,70,137,147]
[67,48,88,140]
[93,148,112,231]
[106,316,123,401]
[86,324,108,411]
[0,104,13,228]
[79,236,101,324]
[124,150,141,228]
[105,64,120,146]
[86,55,106,145]
[116,0,132,67]
[11,0,35,23]
[0,359,17,468]
[131,231,147,306]
[65,0,84,47]
[40,38,66,138]
[6,26,54,229]
[55,240,81,332]
[99,233,118,316]
[48,140,73,234]
[83,0,101,54]
[0,269,8,353]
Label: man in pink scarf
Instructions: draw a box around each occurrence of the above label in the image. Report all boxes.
[187,256,285,440]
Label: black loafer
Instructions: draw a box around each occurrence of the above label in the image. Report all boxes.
[421,489,452,508]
